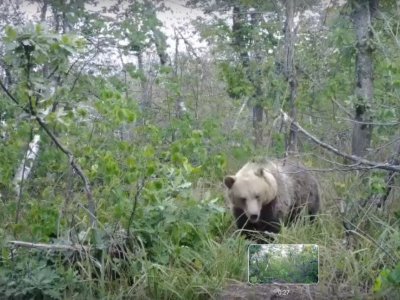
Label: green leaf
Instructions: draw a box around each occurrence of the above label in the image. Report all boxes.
[5,26,17,41]
[147,163,156,176]
[144,145,155,158]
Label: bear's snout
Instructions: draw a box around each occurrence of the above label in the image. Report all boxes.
[246,199,260,223]
[249,213,260,223]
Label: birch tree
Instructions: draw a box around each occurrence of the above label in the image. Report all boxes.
[283,0,298,154]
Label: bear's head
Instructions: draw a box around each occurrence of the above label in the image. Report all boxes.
[224,168,278,223]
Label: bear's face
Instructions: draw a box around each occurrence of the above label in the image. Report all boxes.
[224,168,277,223]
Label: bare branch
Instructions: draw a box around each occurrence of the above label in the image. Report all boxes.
[280,109,400,173]
[0,79,21,106]
[8,240,90,252]
[35,116,96,227]
[175,27,200,62]
[335,117,400,126]
[375,140,400,207]
[69,49,100,93]
[330,97,353,118]
[233,97,249,130]
[127,177,147,238]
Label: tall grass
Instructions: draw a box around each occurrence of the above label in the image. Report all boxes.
[2,169,399,299]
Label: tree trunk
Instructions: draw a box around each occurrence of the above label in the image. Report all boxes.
[53,6,60,32]
[284,0,298,155]
[351,0,375,157]
[62,10,67,34]
[153,28,169,66]
[173,30,186,119]
[253,104,263,147]
[40,0,48,22]
[13,135,41,199]
[232,6,265,147]
[0,62,13,87]
[250,11,265,148]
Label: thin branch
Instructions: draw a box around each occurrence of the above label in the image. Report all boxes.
[233,97,249,130]
[330,97,353,118]
[0,79,21,106]
[280,109,400,172]
[69,48,100,93]
[334,198,398,264]
[372,136,400,153]
[65,51,88,79]
[175,27,200,62]
[376,140,400,207]
[0,78,97,227]
[127,177,147,238]
[344,227,398,264]
[46,65,59,80]
[36,115,97,227]
[335,116,400,126]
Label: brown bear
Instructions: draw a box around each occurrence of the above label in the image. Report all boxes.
[224,158,320,240]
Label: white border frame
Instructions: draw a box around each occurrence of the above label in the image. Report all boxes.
[247,243,320,285]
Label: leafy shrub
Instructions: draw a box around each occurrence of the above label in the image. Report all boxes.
[374,263,400,297]
[0,255,80,299]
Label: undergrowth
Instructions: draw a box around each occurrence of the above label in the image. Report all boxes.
[1,163,400,299]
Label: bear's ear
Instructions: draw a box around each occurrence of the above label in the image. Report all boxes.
[255,168,264,177]
[224,176,236,189]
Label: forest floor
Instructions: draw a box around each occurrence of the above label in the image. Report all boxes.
[218,282,371,300]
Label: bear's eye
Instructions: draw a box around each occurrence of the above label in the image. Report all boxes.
[254,195,260,200]
[239,197,246,204]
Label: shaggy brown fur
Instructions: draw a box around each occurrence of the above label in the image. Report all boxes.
[224,158,320,241]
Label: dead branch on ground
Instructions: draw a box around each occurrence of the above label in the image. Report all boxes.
[8,240,90,252]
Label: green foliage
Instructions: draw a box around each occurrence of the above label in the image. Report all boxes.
[368,172,387,197]
[4,23,84,73]
[374,263,400,297]
[219,62,253,98]
[111,0,167,56]
[0,254,80,299]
